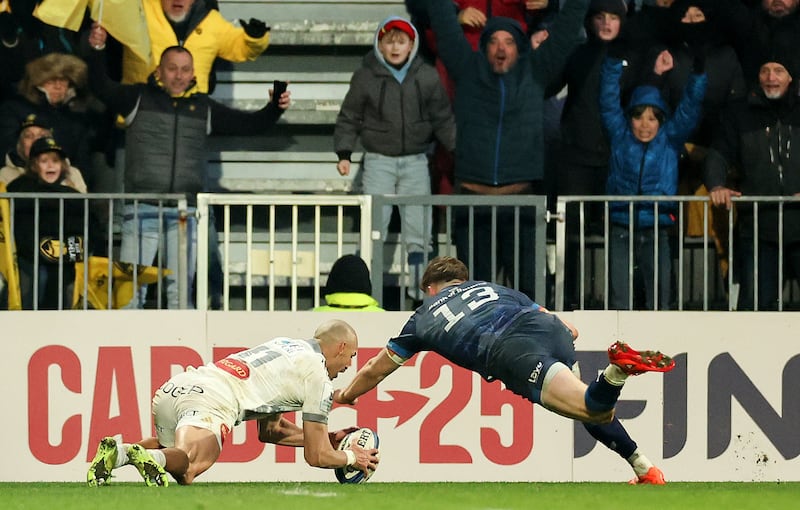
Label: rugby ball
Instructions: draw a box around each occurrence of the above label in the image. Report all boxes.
[334,427,380,484]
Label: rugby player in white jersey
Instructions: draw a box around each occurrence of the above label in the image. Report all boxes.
[87,319,379,486]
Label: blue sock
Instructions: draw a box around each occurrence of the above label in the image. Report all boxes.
[583,417,637,459]
[584,375,622,412]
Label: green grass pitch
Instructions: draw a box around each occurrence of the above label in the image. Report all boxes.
[1,482,799,510]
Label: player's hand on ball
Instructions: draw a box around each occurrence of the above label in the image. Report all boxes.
[329,427,359,449]
[350,443,380,477]
[335,428,380,483]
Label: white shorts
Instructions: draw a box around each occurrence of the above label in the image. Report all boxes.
[151,368,239,449]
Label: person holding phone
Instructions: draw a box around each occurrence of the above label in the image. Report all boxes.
[86,23,290,309]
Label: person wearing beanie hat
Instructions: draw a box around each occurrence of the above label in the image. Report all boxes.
[589,0,628,18]
[704,50,800,311]
[6,135,87,310]
[651,1,745,288]
[313,255,384,311]
[335,15,454,302]
[553,0,633,314]
[712,0,800,87]
[656,0,744,144]
[422,0,590,303]
[761,46,799,87]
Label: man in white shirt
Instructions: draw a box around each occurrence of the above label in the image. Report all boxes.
[87,319,379,486]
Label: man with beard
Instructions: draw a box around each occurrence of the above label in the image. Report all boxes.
[704,52,800,310]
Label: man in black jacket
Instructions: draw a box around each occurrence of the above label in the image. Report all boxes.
[716,0,800,86]
[704,52,800,310]
[87,24,290,309]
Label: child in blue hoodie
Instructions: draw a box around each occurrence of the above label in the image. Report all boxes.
[334,17,455,299]
[600,49,706,309]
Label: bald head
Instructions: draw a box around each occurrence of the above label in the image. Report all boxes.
[315,320,358,379]
[315,319,357,345]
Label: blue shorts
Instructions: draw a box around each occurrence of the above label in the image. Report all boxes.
[486,311,576,404]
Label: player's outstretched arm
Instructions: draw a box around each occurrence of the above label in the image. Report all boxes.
[336,348,401,405]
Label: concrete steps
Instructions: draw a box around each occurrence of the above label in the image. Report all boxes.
[212,53,364,125]
[206,133,356,193]
[207,2,409,193]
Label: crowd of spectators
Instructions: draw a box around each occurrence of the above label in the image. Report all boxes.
[402,0,800,311]
[1,0,800,311]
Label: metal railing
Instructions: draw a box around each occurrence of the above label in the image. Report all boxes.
[195,193,548,311]
[554,195,800,311]
[0,192,188,310]
[371,194,548,309]
[7,191,800,312]
[196,193,373,311]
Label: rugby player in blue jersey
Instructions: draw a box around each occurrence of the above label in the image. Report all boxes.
[336,256,675,484]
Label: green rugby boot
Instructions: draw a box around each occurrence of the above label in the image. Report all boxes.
[127,444,169,487]
[87,437,119,487]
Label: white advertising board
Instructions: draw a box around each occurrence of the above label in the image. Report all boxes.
[2,310,798,482]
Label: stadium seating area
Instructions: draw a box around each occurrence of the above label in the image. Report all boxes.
[209,0,407,193]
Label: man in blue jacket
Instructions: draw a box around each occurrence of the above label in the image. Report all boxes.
[424,0,589,298]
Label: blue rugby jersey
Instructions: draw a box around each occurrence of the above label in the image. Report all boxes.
[387,280,541,380]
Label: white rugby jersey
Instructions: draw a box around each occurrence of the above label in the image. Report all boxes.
[203,337,334,425]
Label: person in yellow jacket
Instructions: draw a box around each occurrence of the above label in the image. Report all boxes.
[122,0,270,93]
[313,254,384,312]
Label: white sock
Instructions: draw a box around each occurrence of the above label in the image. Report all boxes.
[116,443,130,468]
[150,449,167,468]
[627,448,654,477]
[603,364,628,386]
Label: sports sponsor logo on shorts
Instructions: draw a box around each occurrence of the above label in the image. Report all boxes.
[215,358,250,379]
[528,361,544,384]
[160,382,204,397]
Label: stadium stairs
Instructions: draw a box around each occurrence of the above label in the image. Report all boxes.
[209,1,412,308]
[211,0,408,193]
